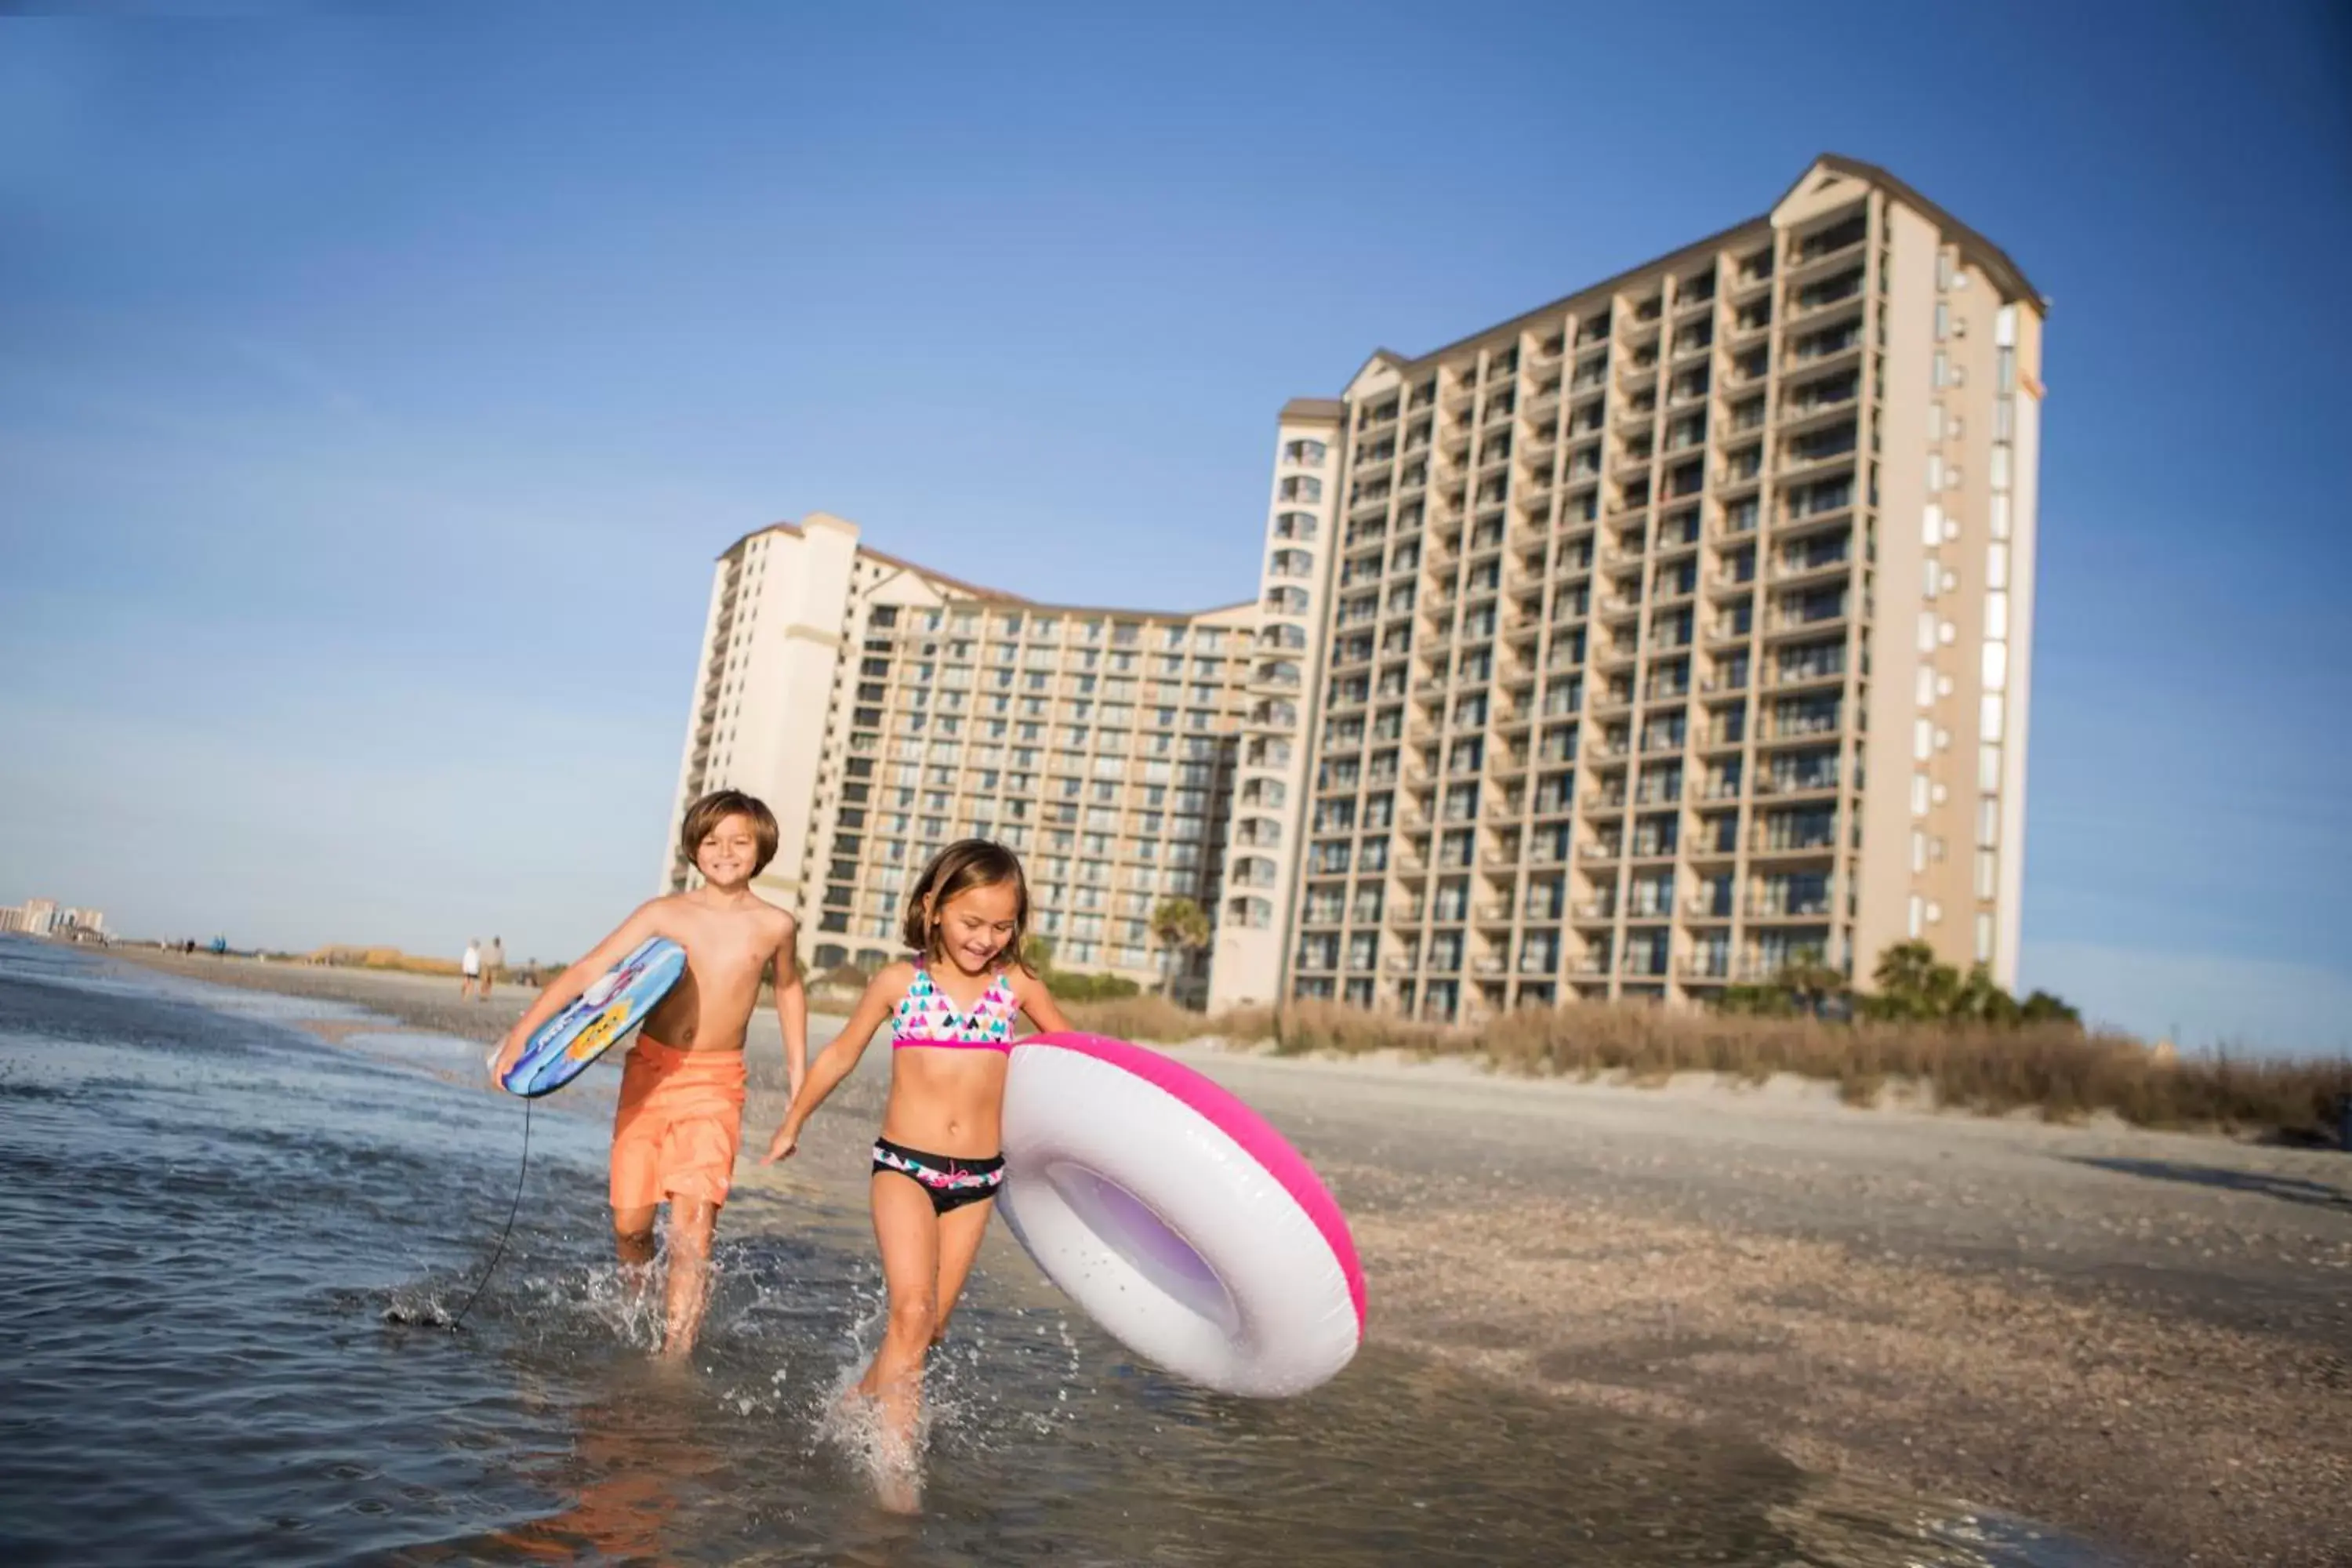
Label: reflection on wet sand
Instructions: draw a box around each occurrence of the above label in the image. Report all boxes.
[1,944,2106,1568]
[485,1365,728,1563]
[448,1247,2095,1567]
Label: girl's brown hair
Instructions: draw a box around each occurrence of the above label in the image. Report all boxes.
[902,839,1032,971]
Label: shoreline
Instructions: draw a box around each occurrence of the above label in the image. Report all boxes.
[105,948,2352,1566]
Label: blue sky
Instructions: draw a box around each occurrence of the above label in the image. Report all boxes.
[2,2,2347,1051]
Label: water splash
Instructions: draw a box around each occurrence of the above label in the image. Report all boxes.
[6,942,2128,1566]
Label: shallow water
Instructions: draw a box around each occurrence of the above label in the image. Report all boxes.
[0,938,2115,1566]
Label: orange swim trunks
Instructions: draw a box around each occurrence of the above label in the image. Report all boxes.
[609,1037,747,1211]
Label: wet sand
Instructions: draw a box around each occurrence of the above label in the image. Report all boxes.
[120,950,2352,1566]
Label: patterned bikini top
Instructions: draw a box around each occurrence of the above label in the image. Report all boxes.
[890,965,1019,1052]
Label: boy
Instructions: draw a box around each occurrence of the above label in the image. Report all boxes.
[491,789,808,1360]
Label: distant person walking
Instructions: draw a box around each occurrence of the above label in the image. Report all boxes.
[460,938,482,1000]
[481,936,505,1000]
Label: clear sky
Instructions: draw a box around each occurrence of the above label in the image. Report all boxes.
[3,2,2347,1051]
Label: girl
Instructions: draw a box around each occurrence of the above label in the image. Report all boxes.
[761,839,1068,1482]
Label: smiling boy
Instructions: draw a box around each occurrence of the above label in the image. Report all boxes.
[491,789,808,1360]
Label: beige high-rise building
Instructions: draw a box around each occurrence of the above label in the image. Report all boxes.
[665,513,1256,1001]
[4,898,61,937]
[1208,154,2045,1020]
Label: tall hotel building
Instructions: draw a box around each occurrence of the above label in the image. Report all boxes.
[668,156,2044,1024]
[1210,155,2045,1018]
[665,513,1257,1004]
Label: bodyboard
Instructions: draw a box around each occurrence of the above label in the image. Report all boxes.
[498,937,687,1098]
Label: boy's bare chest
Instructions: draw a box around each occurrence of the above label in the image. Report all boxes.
[672,924,774,989]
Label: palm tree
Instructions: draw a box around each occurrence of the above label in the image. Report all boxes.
[1149,897,1211,999]
[1866,941,1966,1019]
[1951,964,2023,1025]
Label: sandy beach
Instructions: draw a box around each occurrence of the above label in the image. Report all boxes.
[120,950,2351,1566]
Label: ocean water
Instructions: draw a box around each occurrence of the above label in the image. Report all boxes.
[0,938,2114,1566]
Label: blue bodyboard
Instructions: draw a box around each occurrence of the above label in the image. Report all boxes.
[499,937,687,1098]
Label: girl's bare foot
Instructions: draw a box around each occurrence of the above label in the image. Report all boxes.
[869,1425,922,1515]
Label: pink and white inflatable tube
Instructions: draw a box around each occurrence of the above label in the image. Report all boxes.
[996,1032,1365,1397]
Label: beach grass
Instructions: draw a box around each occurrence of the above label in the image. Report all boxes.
[1061,995,2351,1141]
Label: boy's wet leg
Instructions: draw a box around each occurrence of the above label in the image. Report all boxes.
[613,1205,659,1324]
[657,1196,720,1361]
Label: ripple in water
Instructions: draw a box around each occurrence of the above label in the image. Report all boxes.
[0,938,2114,1566]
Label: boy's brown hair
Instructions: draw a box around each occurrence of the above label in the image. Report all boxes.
[678,789,780,877]
[902,839,1032,971]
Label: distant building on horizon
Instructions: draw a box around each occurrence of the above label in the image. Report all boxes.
[665,154,2045,1023]
[0,898,104,940]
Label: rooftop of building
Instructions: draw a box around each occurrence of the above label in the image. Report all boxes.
[1360,152,2043,381]
[719,517,1257,626]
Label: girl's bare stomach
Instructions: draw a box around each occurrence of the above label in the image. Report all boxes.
[880,1054,1006,1156]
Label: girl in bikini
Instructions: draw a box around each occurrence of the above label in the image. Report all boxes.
[762,838,1069,1489]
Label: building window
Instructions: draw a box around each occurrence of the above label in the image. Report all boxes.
[1231,855,1277,887]
[1261,621,1309,652]
[1981,642,2008,692]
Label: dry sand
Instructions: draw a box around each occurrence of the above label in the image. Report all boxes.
[118,950,2352,1566]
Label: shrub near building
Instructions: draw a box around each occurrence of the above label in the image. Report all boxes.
[1715,941,2080,1026]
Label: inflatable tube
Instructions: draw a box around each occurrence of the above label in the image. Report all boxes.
[996,1031,1364,1397]
[499,937,685,1098]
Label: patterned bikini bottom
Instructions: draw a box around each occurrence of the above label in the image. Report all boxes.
[871,1136,1006,1215]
